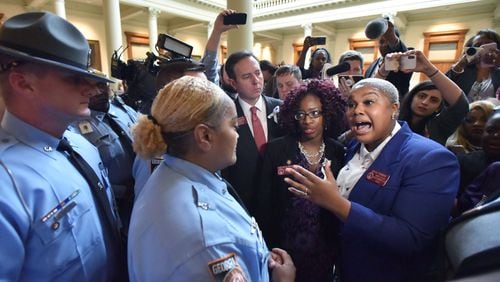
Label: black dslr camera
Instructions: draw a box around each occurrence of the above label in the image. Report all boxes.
[110,34,193,112]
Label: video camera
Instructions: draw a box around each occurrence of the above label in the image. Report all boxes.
[110,34,193,112]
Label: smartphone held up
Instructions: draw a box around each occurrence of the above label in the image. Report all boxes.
[223,13,247,25]
[310,36,326,46]
[384,54,416,71]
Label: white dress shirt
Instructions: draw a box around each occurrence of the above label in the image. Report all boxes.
[238,96,268,141]
[337,122,401,198]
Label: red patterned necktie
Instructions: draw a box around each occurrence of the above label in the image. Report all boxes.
[250,106,266,155]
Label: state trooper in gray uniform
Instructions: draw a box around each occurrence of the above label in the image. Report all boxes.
[0,12,126,281]
[70,80,138,231]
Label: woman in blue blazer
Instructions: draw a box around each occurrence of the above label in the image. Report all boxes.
[284,77,460,282]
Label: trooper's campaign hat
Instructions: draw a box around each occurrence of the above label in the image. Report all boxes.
[0,12,112,83]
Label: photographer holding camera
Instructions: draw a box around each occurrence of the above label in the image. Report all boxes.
[364,16,413,100]
[382,50,470,145]
[447,29,500,102]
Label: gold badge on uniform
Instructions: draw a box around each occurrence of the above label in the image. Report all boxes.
[78,121,93,134]
[207,253,247,282]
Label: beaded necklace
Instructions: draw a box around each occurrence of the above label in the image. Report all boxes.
[298,141,325,166]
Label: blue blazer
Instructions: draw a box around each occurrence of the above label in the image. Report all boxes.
[339,122,459,282]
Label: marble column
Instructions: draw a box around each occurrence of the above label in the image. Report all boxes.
[148,8,161,52]
[103,0,123,76]
[227,0,253,55]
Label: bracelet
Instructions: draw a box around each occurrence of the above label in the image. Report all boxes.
[377,68,388,78]
[427,69,439,78]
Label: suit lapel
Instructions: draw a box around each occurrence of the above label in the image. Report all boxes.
[262,95,283,139]
[348,122,411,206]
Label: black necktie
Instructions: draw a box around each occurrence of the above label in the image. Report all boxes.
[103,113,135,157]
[57,138,122,239]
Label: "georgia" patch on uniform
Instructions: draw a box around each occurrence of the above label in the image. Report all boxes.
[207,253,247,282]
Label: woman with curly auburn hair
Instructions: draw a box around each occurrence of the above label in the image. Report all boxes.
[255,79,347,282]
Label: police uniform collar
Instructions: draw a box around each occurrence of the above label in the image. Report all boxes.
[1,110,61,156]
[164,154,228,197]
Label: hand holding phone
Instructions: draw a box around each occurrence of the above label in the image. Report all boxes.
[338,75,364,88]
[223,13,247,25]
[384,54,399,71]
[310,36,326,46]
[384,53,416,71]
[479,42,498,68]
[400,55,416,70]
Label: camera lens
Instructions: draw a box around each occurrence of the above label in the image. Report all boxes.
[466,47,477,56]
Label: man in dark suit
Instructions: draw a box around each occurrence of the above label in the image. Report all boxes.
[364,17,413,100]
[222,51,284,214]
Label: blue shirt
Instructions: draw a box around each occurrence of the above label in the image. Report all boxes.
[70,101,138,199]
[0,111,117,281]
[128,154,270,281]
[201,49,219,85]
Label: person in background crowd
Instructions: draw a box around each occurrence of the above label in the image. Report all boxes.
[446,100,496,155]
[337,50,365,97]
[284,78,459,282]
[256,79,346,282]
[296,36,332,79]
[202,9,239,86]
[457,107,500,198]
[132,59,207,198]
[275,64,302,100]
[447,29,500,102]
[128,76,295,282]
[364,16,413,99]
[0,12,127,281]
[221,50,284,214]
[338,50,364,76]
[220,63,238,100]
[456,161,500,215]
[70,79,138,233]
[393,50,469,145]
[260,59,278,97]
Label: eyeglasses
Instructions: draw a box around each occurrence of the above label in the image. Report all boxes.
[294,109,323,121]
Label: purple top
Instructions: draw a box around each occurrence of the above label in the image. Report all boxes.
[281,154,337,281]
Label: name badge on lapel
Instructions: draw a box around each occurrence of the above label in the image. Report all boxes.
[237,116,247,127]
[366,170,390,187]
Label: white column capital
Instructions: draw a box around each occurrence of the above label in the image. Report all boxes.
[148,7,161,17]
[301,23,312,37]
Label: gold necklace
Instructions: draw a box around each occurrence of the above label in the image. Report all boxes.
[298,141,325,166]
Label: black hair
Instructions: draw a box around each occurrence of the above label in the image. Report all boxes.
[399,80,443,135]
[259,60,277,74]
[308,48,331,70]
[225,50,258,80]
[280,79,347,138]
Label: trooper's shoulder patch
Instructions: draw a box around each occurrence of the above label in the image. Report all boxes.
[207,253,247,282]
